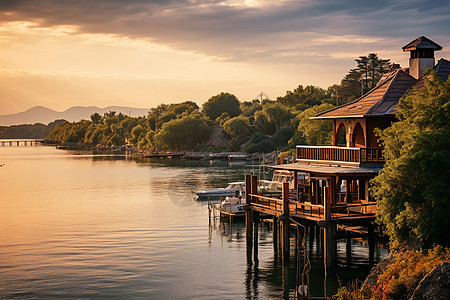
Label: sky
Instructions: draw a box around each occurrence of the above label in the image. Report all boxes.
[0,0,449,115]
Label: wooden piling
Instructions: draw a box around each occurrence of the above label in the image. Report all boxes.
[323,224,337,273]
[273,216,278,255]
[253,211,260,262]
[245,175,253,257]
[281,182,290,261]
[324,186,331,221]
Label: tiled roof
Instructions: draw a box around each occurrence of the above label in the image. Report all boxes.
[413,58,450,90]
[272,162,382,175]
[313,69,417,119]
[402,36,443,51]
[434,58,450,81]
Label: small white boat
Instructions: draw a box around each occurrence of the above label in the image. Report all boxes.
[216,196,246,217]
[196,182,244,200]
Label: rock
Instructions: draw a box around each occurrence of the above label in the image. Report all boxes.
[410,261,450,300]
[361,255,392,291]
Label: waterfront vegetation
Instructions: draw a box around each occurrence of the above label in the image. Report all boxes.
[333,245,450,300]
[1,53,388,154]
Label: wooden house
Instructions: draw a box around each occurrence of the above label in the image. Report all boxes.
[247,36,449,228]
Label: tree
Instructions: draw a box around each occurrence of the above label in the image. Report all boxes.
[254,110,276,135]
[223,116,252,138]
[277,85,329,110]
[294,103,334,145]
[262,103,291,131]
[154,113,212,150]
[338,53,391,103]
[355,53,391,93]
[90,113,102,124]
[202,92,242,121]
[371,71,450,247]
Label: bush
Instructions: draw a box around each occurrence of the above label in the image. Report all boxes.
[370,245,450,299]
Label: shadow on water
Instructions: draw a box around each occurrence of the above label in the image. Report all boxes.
[210,217,388,299]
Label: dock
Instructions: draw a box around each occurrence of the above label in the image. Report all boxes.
[242,174,378,298]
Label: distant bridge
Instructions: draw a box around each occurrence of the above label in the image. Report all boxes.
[0,139,59,147]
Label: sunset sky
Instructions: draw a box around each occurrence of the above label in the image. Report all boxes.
[1,0,449,115]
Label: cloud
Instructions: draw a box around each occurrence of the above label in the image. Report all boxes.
[1,0,449,114]
[1,0,448,66]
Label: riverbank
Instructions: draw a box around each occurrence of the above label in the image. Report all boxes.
[333,244,450,299]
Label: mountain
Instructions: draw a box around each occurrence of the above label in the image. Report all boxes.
[0,106,150,126]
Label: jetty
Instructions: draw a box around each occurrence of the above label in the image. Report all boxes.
[0,139,59,147]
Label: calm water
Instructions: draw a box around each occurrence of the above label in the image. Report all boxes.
[0,146,387,299]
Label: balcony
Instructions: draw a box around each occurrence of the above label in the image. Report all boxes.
[296,145,384,166]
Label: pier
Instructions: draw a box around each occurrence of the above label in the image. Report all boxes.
[244,174,378,298]
[0,139,59,147]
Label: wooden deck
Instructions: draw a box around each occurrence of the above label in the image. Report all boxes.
[248,193,376,223]
[296,145,384,166]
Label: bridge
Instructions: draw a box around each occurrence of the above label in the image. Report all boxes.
[0,139,58,147]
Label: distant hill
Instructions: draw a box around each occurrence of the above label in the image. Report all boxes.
[0,106,150,126]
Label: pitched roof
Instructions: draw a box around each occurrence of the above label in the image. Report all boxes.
[402,36,443,51]
[434,58,450,81]
[413,58,450,90]
[313,69,417,119]
[272,162,382,175]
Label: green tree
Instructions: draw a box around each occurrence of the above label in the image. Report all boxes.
[202,92,242,121]
[277,85,329,110]
[90,113,102,124]
[294,103,334,145]
[262,103,292,131]
[355,53,391,94]
[371,72,450,247]
[222,116,252,138]
[154,113,212,150]
[254,110,276,135]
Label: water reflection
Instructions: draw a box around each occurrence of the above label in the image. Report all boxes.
[210,217,388,298]
[0,148,386,299]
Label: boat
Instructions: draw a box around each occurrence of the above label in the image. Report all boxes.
[195,182,244,200]
[216,195,247,218]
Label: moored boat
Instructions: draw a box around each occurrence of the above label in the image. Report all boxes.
[195,182,244,200]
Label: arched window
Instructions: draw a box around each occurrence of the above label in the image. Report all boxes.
[336,123,346,146]
[352,123,365,148]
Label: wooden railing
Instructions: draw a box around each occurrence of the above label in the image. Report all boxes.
[249,192,377,219]
[296,145,384,164]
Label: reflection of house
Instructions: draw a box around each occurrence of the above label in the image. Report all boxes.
[245,36,449,266]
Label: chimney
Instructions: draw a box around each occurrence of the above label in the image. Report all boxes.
[402,36,442,79]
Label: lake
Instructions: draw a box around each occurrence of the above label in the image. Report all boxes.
[0,146,387,299]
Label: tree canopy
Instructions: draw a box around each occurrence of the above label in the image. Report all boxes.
[371,71,450,247]
[201,92,242,121]
[154,113,212,150]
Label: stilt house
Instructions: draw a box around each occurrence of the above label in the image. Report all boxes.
[249,36,449,223]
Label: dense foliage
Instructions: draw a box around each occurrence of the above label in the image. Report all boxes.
[0,120,65,139]
[333,245,450,300]
[45,52,391,153]
[371,71,450,247]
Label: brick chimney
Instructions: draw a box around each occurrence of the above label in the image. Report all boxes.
[402,36,442,79]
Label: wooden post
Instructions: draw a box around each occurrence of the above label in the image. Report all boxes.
[273,216,278,255]
[245,175,253,258]
[282,182,290,261]
[251,175,258,196]
[324,186,331,221]
[245,174,252,204]
[323,224,337,273]
[282,182,289,215]
[346,237,352,265]
[253,211,260,263]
